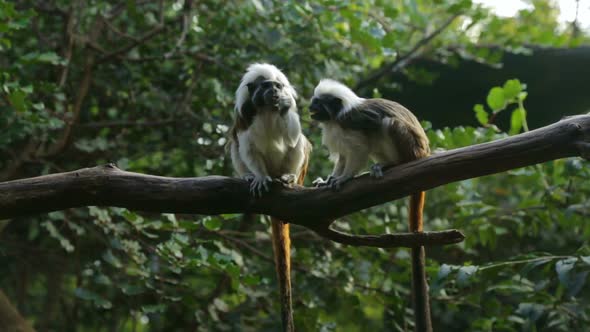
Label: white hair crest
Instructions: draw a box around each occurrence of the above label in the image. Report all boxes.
[313,79,365,114]
[234,63,297,113]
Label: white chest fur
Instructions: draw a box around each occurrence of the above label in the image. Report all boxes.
[248,112,289,153]
[320,123,368,161]
[238,111,299,175]
[320,120,401,165]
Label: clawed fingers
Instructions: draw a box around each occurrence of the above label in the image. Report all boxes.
[313,177,328,187]
[243,174,255,182]
[328,176,350,191]
[249,176,272,197]
[370,164,384,178]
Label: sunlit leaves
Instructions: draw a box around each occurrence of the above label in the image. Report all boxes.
[203,217,222,231]
[74,288,113,309]
[474,78,529,135]
[473,103,488,125]
[486,87,505,111]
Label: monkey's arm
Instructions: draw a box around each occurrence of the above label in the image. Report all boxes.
[237,132,272,196]
[333,151,368,187]
[283,111,302,148]
[331,155,346,178]
[229,141,253,180]
[314,153,346,188]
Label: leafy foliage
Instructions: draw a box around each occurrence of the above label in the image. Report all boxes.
[1,0,589,331]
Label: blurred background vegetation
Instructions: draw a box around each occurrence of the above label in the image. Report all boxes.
[1,0,590,331]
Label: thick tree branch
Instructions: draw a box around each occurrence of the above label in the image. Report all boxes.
[1,115,589,244]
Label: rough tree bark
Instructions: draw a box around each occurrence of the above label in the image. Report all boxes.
[1,115,590,247]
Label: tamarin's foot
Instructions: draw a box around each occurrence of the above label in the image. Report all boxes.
[242,174,255,182]
[249,175,272,197]
[278,174,297,186]
[313,175,334,187]
[370,164,384,178]
[328,175,351,190]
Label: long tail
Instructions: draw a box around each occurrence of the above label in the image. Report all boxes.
[409,191,432,332]
[271,139,310,331]
[409,191,425,232]
[271,218,293,331]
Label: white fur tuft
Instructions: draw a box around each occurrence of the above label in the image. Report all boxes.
[313,79,365,114]
[235,63,297,113]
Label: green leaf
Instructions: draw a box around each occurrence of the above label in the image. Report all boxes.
[567,271,589,297]
[121,283,144,295]
[74,288,96,301]
[457,265,478,286]
[74,288,112,309]
[509,107,525,135]
[516,303,544,322]
[203,218,222,231]
[473,104,488,125]
[503,79,522,100]
[486,87,505,112]
[37,52,63,65]
[8,90,26,112]
[141,304,166,314]
[102,250,123,268]
[555,257,576,286]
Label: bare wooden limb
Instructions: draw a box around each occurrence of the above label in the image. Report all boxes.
[311,226,464,248]
[1,115,589,237]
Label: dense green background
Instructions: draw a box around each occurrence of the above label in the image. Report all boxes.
[1,0,590,331]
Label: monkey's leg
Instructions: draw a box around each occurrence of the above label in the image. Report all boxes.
[313,155,345,187]
[279,139,306,187]
[331,152,368,190]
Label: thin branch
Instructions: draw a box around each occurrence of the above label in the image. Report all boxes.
[76,119,177,129]
[311,226,464,248]
[354,13,461,90]
[101,15,140,42]
[97,25,165,63]
[164,0,192,59]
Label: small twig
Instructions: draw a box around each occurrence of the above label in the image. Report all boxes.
[101,15,140,42]
[354,13,461,90]
[164,0,192,59]
[76,119,177,129]
[97,25,165,64]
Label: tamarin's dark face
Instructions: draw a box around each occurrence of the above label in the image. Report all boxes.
[309,95,343,121]
[247,76,291,113]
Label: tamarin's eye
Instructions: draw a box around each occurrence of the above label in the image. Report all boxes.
[275,82,283,89]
